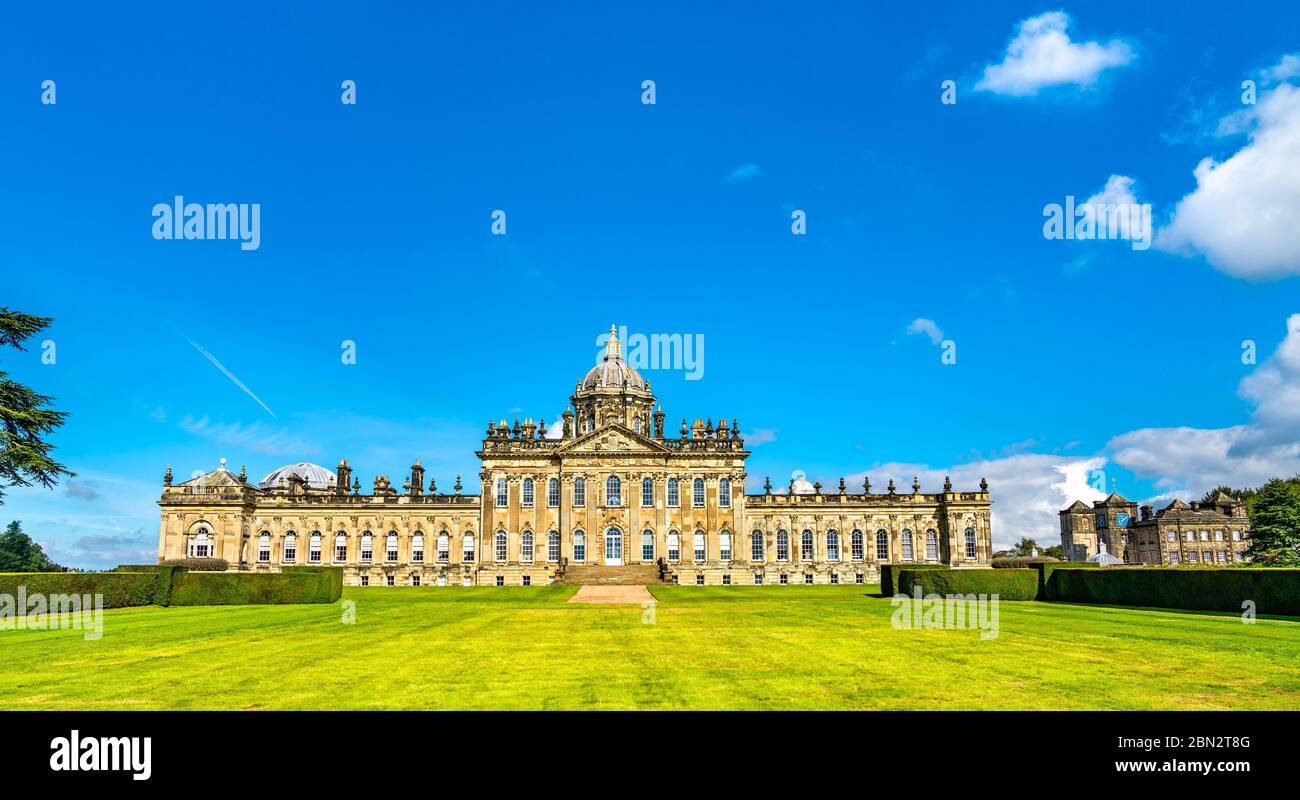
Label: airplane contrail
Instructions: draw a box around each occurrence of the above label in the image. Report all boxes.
[187,339,276,418]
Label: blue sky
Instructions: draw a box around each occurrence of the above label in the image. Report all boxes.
[3,2,1299,567]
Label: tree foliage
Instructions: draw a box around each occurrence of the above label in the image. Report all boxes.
[0,307,73,503]
[0,520,62,572]
[1244,478,1300,566]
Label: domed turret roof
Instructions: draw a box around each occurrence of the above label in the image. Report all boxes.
[581,325,647,391]
[259,462,337,490]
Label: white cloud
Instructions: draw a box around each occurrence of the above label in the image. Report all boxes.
[906,318,945,345]
[976,11,1134,96]
[1157,59,1300,279]
[1108,314,1300,491]
[746,427,778,446]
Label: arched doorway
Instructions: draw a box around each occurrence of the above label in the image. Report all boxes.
[604,527,623,566]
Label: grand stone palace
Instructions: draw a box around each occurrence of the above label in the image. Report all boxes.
[157,327,994,586]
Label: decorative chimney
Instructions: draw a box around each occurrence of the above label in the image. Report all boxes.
[410,460,425,497]
[163,465,173,487]
[336,458,352,496]
[654,406,665,439]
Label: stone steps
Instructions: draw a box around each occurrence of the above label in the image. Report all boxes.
[557,564,662,585]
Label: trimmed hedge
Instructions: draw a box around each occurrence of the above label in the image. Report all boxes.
[160,558,230,571]
[0,571,161,609]
[992,556,1059,568]
[1034,561,1100,598]
[1043,567,1300,615]
[898,568,1039,601]
[880,564,949,596]
[168,567,343,606]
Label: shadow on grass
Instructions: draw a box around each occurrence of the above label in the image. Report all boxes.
[1041,600,1300,623]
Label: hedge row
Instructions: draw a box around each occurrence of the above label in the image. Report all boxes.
[0,571,162,609]
[992,556,1059,568]
[169,567,343,606]
[880,564,949,596]
[897,568,1039,601]
[0,566,343,610]
[1042,567,1300,615]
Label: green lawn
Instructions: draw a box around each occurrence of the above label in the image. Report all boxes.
[2,585,1297,710]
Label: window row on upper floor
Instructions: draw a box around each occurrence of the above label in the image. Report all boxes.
[494,476,732,509]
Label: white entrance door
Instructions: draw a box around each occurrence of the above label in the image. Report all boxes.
[605,527,623,566]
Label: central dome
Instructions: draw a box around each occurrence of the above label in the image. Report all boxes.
[259,462,337,490]
[582,325,647,391]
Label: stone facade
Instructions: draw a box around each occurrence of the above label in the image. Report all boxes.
[1059,491,1250,565]
[157,327,994,585]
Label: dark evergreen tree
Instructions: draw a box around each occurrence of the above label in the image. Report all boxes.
[1244,478,1300,566]
[0,308,73,503]
[0,520,62,572]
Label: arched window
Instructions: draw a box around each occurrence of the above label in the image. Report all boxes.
[495,477,508,508]
[360,532,373,562]
[547,531,560,562]
[925,529,939,560]
[776,529,790,561]
[719,531,732,562]
[494,531,508,562]
[308,531,322,562]
[437,533,449,563]
[411,532,425,563]
[547,477,560,508]
[585,414,595,433]
[642,529,655,561]
[642,477,654,507]
[851,530,864,561]
[693,530,706,561]
[667,478,680,507]
[606,475,622,506]
[190,527,212,558]
[574,477,586,507]
[719,478,731,508]
[901,529,914,561]
[386,532,399,562]
[633,417,643,434]
[521,531,534,563]
[800,530,814,561]
[462,532,475,563]
[334,532,347,562]
[826,530,840,561]
[667,530,680,561]
[573,530,586,562]
[876,530,889,560]
[964,527,977,559]
[692,478,705,507]
[258,531,271,562]
[522,478,535,507]
[283,531,297,563]
[751,530,764,561]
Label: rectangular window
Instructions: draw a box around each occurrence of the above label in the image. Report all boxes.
[830,573,839,584]
[258,545,270,563]
[667,536,679,562]
[779,574,789,585]
[804,573,814,584]
[642,537,654,562]
[752,535,763,562]
[1169,551,1180,564]
[522,480,534,507]
[309,544,321,563]
[667,481,679,507]
[335,544,347,562]
[722,574,731,585]
[522,575,531,586]
[642,478,654,507]
[754,574,763,585]
[877,536,889,560]
[495,478,508,508]
[800,535,814,561]
[386,575,395,586]
[695,574,704,585]
[548,479,560,508]
[386,544,398,562]
[693,480,705,508]
[412,545,424,563]
[1216,550,1227,563]
[412,575,420,586]
[855,573,864,585]
[1187,551,1199,563]
[719,479,731,508]
[777,536,789,562]
[852,535,864,561]
[495,575,504,586]
[574,480,586,507]
[360,575,369,586]
[548,535,560,562]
